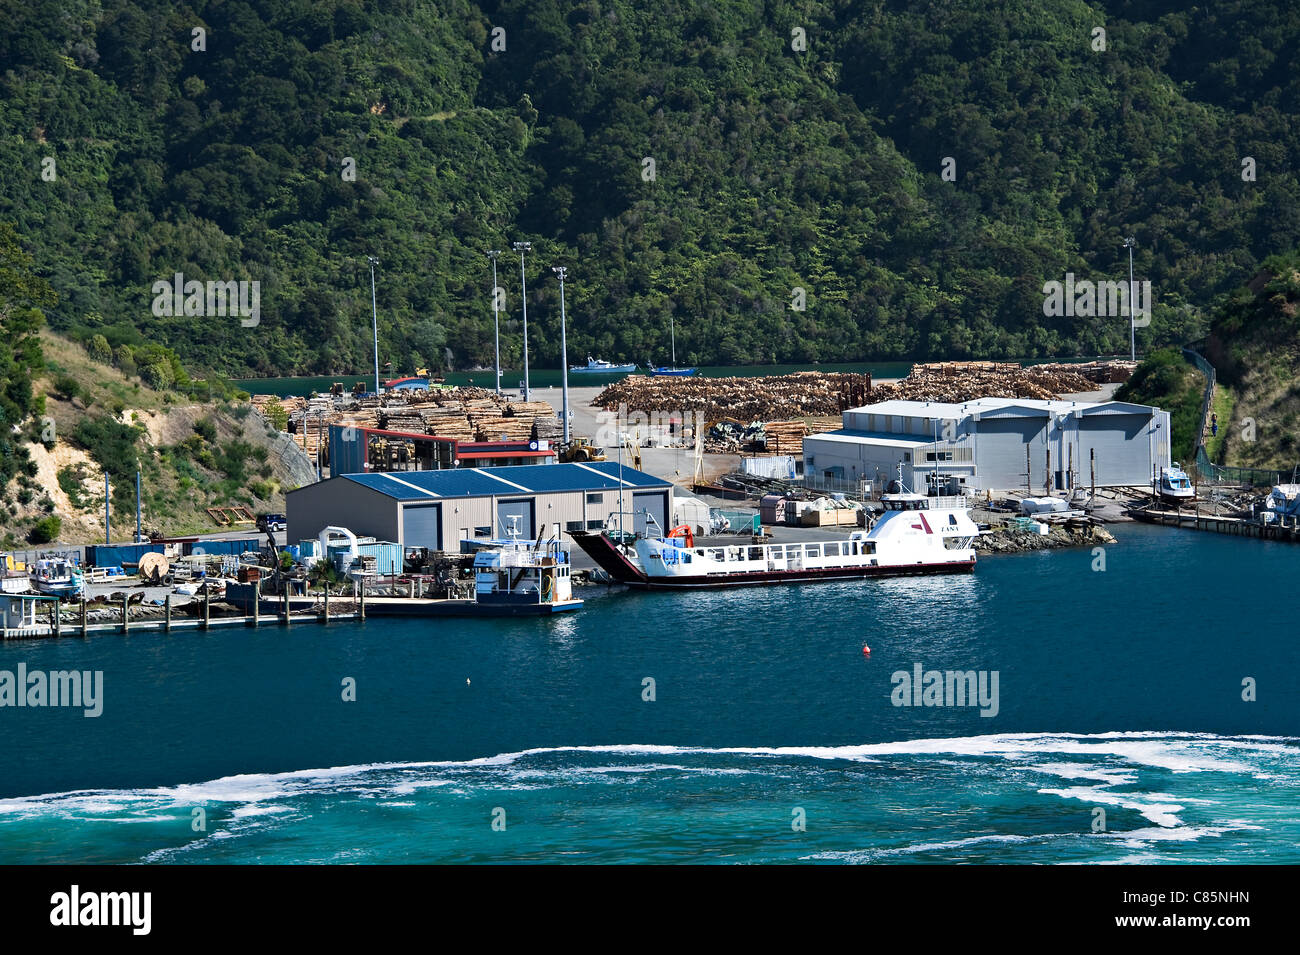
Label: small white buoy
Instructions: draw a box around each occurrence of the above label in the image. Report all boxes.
[466,678,471,685]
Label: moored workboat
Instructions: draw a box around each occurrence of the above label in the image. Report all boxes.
[1158,463,1195,503]
[224,523,582,617]
[574,490,977,589]
[571,356,637,374]
[29,557,85,599]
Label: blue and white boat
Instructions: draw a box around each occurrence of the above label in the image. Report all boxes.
[30,557,85,599]
[647,314,695,375]
[571,356,637,374]
[1158,463,1195,503]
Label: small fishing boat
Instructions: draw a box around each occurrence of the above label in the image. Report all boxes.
[30,557,85,599]
[365,524,582,616]
[1158,463,1195,503]
[224,522,582,617]
[573,484,978,590]
[571,356,637,374]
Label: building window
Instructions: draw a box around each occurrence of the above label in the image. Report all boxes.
[565,520,584,533]
[474,526,491,537]
[586,519,604,530]
[586,492,604,505]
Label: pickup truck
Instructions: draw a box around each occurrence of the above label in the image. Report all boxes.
[256,513,287,533]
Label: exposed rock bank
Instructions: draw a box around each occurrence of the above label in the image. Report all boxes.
[975,523,1116,555]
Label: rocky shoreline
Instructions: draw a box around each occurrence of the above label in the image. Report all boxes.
[975,522,1116,555]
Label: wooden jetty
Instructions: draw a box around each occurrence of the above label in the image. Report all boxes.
[1,589,364,640]
[1130,507,1300,542]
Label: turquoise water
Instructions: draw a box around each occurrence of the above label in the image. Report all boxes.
[2,523,1296,863]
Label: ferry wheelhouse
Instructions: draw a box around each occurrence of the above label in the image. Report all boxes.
[574,490,978,590]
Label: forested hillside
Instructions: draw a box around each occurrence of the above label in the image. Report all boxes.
[1,0,1297,377]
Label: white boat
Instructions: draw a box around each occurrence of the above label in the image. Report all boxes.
[571,356,637,374]
[30,557,85,599]
[1158,463,1195,502]
[1,571,30,594]
[574,488,978,590]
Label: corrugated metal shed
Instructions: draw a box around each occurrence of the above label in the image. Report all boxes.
[339,462,668,501]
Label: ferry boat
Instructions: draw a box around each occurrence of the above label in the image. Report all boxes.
[573,489,978,589]
[29,557,85,599]
[1158,463,1195,503]
[571,356,637,374]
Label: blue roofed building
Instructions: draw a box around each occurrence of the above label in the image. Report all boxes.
[286,462,673,554]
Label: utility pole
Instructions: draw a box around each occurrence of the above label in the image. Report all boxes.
[368,255,381,395]
[513,241,532,399]
[487,250,502,395]
[1123,237,1137,362]
[553,266,571,445]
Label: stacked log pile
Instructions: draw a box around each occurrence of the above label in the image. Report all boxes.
[597,364,1113,457]
[594,372,873,422]
[245,387,564,452]
[1032,360,1137,384]
[912,360,1136,385]
[912,361,1020,375]
[873,366,1097,402]
[595,366,1103,423]
[761,420,809,455]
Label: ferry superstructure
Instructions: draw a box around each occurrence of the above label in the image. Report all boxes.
[574,491,978,590]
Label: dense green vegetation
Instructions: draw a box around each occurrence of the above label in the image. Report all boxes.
[0,221,53,502]
[1202,249,1300,469]
[1115,346,1205,464]
[1,1,1298,378]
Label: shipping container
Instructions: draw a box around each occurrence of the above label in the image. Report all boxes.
[85,543,165,568]
[329,541,403,576]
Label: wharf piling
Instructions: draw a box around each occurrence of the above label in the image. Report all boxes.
[1132,508,1300,542]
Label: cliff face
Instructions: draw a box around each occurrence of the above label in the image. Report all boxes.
[1203,254,1300,471]
[2,331,315,547]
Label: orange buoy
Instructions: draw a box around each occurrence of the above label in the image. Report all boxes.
[862,645,871,655]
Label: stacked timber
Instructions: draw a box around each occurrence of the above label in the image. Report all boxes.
[1031,360,1137,384]
[593,372,873,422]
[912,361,1020,375]
[469,414,534,442]
[504,400,555,418]
[872,366,1097,402]
[761,420,809,455]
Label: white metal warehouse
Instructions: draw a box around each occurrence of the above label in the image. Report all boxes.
[286,462,674,554]
[803,398,1172,495]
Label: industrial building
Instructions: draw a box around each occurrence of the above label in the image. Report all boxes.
[286,462,673,554]
[803,398,1171,495]
[327,423,556,475]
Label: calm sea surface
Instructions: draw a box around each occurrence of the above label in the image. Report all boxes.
[2,523,1296,863]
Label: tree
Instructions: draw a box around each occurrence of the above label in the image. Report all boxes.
[88,333,113,363]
